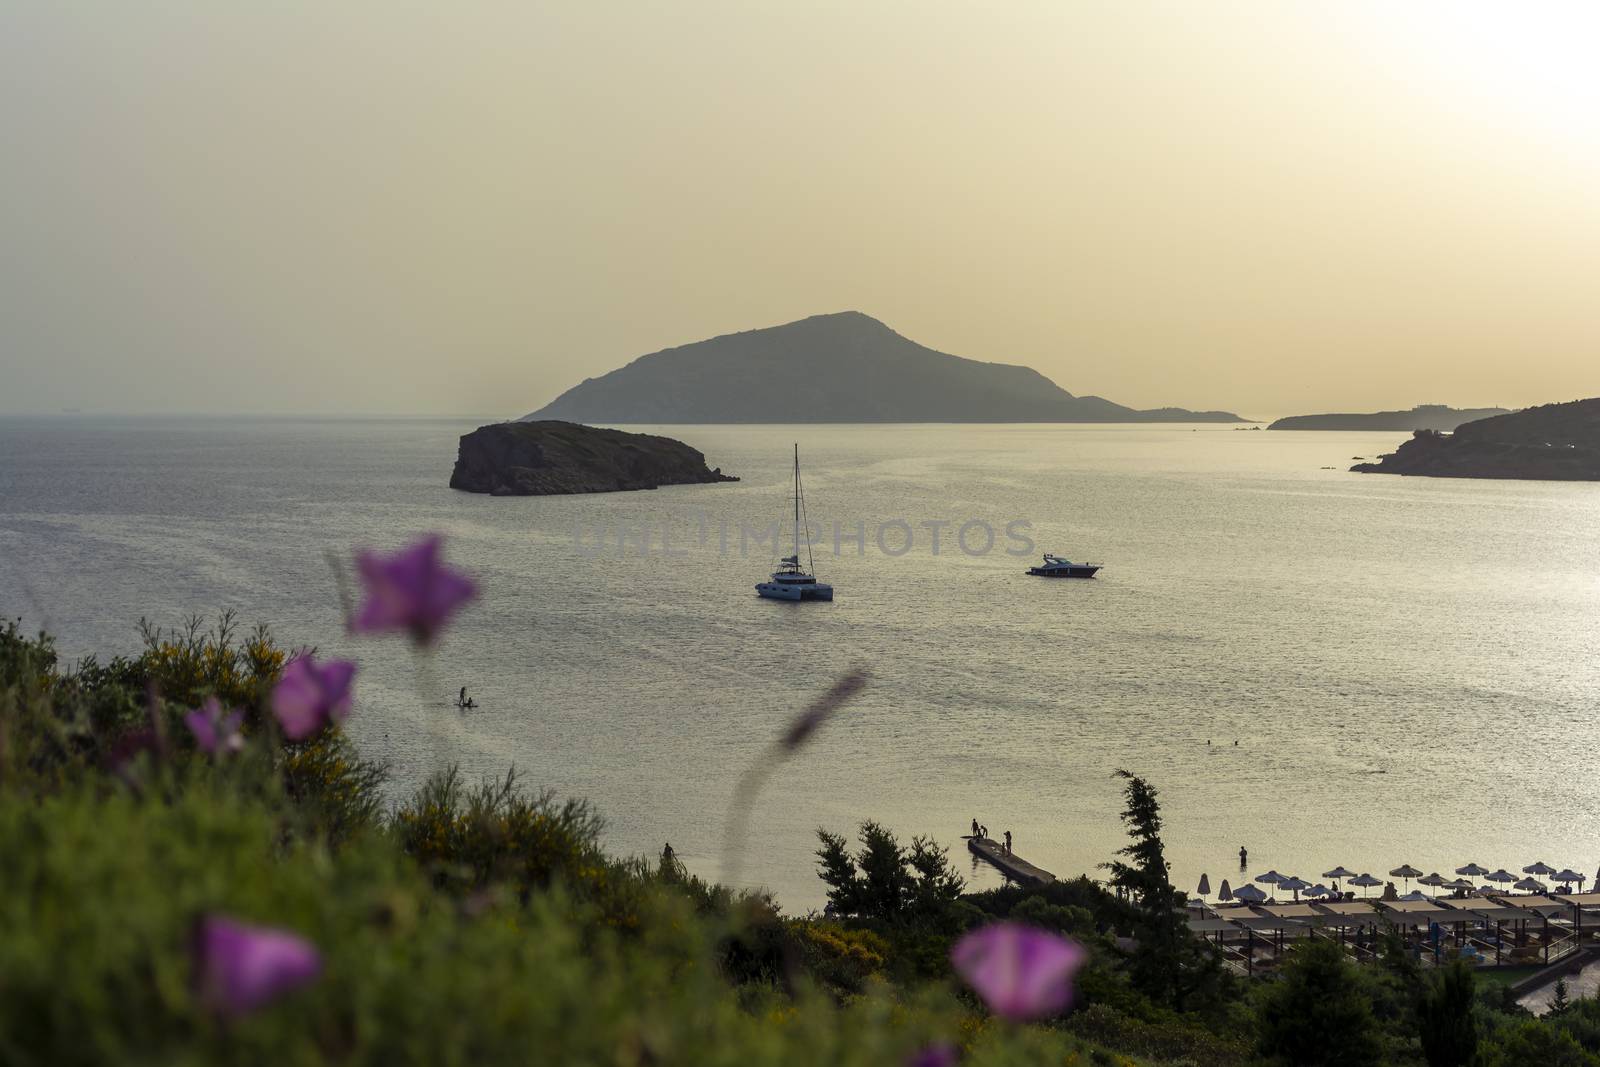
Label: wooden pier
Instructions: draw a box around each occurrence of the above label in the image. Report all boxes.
[966,836,1056,887]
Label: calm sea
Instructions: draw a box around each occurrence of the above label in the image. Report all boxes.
[2,416,1598,907]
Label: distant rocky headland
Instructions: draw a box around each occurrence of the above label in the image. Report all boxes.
[449,421,738,496]
[1351,398,1600,480]
[1269,404,1510,431]
[525,311,1245,424]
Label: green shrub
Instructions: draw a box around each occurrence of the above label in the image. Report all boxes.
[0,774,1120,1067]
[392,765,607,898]
[1255,938,1383,1066]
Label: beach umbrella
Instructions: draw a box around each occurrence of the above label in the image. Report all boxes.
[1524,862,1557,877]
[1553,869,1584,891]
[1390,864,1423,891]
[1305,884,1332,898]
[1197,873,1211,897]
[1254,870,1285,885]
[1218,879,1233,902]
[1456,863,1490,878]
[1486,869,1516,889]
[1514,877,1547,894]
[1322,866,1356,892]
[1399,890,1428,902]
[1443,878,1475,892]
[1418,872,1446,897]
[1233,884,1268,903]
[1278,876,1310,900]
[1349,873,1382,897]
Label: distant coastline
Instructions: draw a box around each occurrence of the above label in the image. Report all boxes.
[1269,404,1510,432]
[1352,398,1600,480]
[526,312,1246,425]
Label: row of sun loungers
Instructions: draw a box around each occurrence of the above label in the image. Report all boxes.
[1186,891,1600,975]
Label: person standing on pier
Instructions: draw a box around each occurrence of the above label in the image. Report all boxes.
[1003,830,1012,855]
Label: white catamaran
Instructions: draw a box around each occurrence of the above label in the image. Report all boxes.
[756,444,833,601]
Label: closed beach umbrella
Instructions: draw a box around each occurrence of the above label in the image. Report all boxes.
[1524,862,1557,877]
[1419,872,1446,897]
[1513,877,1547,894]
[1455,863,1490,878]
[1233,884,1268,903]
[1218,879,1233,902]
[1349,873,1382,897]
[1390,864,1423,891]
[1197,873,1211,897]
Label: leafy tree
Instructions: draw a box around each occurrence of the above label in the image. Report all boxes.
[1256,937,1383,1066]
[1102,769,1221,1010]
[906,834,965,916]
[1007,895,1097,939]
[1479,1019,1596,1067]
[816,829,863,915]
[1418,957,1478,1067]
[1545,996,1600,1055]
[856,821,913,919]
[814,821,962,923]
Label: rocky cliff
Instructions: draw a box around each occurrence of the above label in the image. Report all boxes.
[1351,398,1600,480]
[450,421,738,496]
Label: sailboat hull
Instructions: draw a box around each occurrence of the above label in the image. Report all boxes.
[756,581,834,601]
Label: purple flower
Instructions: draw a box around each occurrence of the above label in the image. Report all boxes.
[271,655,356,740]
[350,535,476,645]
[905,1043,960,1067]
[185,698,244,756]
[193,915,322,1017]
[950,923,1086,1021]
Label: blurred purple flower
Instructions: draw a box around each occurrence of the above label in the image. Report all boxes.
[185,698,244,756]
[905,1042,960,1067]
[105,727,161,785]
[271,655,356,740]
[350,535,476,645]
[950,923,1086,1021]
[106,683,170,788]
[193,915,322,1017]
[780,669,868,751]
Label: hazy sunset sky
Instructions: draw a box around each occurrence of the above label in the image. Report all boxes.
[4,2,1599,418]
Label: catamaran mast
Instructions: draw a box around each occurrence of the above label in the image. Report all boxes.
[793,443,801,563]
